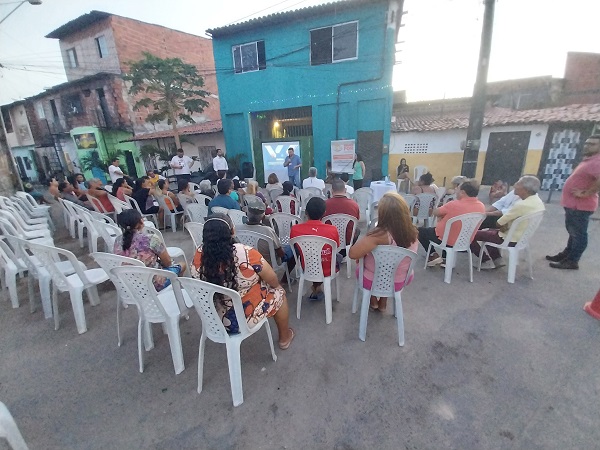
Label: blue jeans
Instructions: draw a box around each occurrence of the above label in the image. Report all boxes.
[564,208,593,262]
[289,173,300,188]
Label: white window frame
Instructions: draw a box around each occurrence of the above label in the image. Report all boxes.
[232,40,265,74]
[95,35,108,58]
[310,20,359,65]
[66,47,78,68]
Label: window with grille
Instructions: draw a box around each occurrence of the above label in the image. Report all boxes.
[404,143,428,154]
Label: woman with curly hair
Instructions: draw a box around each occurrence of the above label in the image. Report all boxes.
[349,192,418,312]
[114,209,186,291]
[190,213,295,349]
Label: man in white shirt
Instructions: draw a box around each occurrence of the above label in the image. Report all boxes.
[170,148,194,190]
[212,148,228,179]
[480,188,521,229]
[108,158,124,184]
[302,167,325,190]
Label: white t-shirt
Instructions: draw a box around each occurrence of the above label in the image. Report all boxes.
[492,190,521,214]
[108,164,123,183]
[302,177,325,189]
[170,154,193,175]
[213,155,228,171]
[345,184,354,195]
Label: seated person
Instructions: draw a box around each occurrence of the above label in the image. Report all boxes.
[190,213,294,349]
[418,178,485,266]
[208,178,241,214]
[112,177,132,201]
[114,209,185,291]
[177,180,197,205]
[132,176,164,225]
[489,179,508,204]
[245,180,273,214]
[146,169,164,187]
[155,179,183,212]
[446,175,465,197]
[277,180,297,215]
[230,178,245,204]
[23,182,48,204]
[411,172,438,216]
[472,176,545,269]
[69,173,88,199]
[265,173,283,192]
[349,192,418,312]
[480,188,521,229]
[86,178,115,213]
[47,177,60,200]
[198,179,215,199]
[324,178,360,249]
[290,197,340,301]
[302,166,326,190]
[340,172,354,195]
[58,181,93,210]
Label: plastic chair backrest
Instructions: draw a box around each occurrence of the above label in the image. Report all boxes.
[352,190,372,213]
[322,213,357,249]
[211,206,229,215]
[185,222,204,249]
[194,193,211,206]
[413,193,437,220]
[0,210,27,235]
[0,217,22,239]
[89,210,117,225]
[142,226,167,247]
[185,203,208,223]
[305,186,323,197]
[361,245,417,298]
[438,212,486,250]
[268,188,284,205]
[414,165,428,181]
[355,187,374,196]
[15,190,38,208]
[111,266,187,322]
[434,186,446,203]
[268,213,299,246]
[274,196,298,215]
[91,252,144,303]
[0,238,19,273]
[94,220,122,251]
[3,235,37,274]
[500,211,545,250]
[236,229,278,266]
[401,194,417,210]
[88,196,110,214]
[24,240,89,291]
[227,209,247,226]
[108,195,131,214]
[178,277,250,342]
[242,194,261,208]
[290,235,338,282]
[124,194,144,216]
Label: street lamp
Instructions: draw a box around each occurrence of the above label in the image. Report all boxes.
[0,0,42,26]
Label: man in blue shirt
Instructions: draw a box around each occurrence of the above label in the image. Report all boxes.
[283,147,302,188]
[208,179,241,214]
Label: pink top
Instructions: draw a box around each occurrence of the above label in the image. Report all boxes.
[435,196,485,245]
[561,153,600,212]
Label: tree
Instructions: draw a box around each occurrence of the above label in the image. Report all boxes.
[125,52,210,149]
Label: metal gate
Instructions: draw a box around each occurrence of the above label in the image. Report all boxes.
[482,131,530,185]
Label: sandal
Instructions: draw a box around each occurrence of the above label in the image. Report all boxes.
[279,328,295,350]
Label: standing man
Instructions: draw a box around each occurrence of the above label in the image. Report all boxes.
[108,157,124,184]
[283,147,302,188]
[170,148,194,191]
[546,135,600,269]
[212,148,229,180]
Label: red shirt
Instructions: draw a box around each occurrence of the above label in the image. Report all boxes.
[324,196,360,243]
[435,196,485,245]
[290,220,339,276]
[561,153,600,212]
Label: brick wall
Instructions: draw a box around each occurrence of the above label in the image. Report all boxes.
[563,52,600,104]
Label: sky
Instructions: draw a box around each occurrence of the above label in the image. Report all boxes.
[0,0,598,105]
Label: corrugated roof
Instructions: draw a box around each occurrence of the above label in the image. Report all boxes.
[121,120,223,142]
[207,0,385,37]
[392,104,600,132]
[46,11,111,39]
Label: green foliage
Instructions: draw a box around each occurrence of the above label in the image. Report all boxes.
[79,151,107,173]
[124,52,210,127]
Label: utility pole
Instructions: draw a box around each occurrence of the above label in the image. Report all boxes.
[461,0,496,177]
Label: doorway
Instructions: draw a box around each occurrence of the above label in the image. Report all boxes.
[357,130,383,181]
[123,151,137,178]
[482,131,530,185]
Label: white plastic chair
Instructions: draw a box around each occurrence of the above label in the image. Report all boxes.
[184,203,208,223]
[15,190,51,216]
[0,210,52,242]
[25,241,109,334]
[242,194,261,208]
[185,222,204,249]
[111,266,189,375]
[268,187,284,207]
[194,193,212,206]
[0,401,29,450]
[0,238,29,310]
[94,219,122,252]
[0,209,50,238]
[352,246,417,346]
[227,209,247,227]
[91,252,145,347]
[108,195,132,214]
[304,186,324,198]
[124,194,158,227]
[0,197,49,228]
[57,198,76,238]
[155,194,184,232]
[11,194,54,231]
[236,229,291,292]
[290,235,340,324]
[411,193,437,226]
[322,213,357,278]
[477,211,545,283]
[211,206,229,215]
[70,204,101,253]
[268,213,299,246]
[60,200,89,248]
[424,212,485,284]
[88,195,116,220]
[178,277,277,407]
[354,187,374,197]
[143,226,189,275]
[401,193,417,211]
[352,190,372,224]
[274,196,299,216]
[413,165,428,183]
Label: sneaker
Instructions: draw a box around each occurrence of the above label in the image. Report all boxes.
[546,251,567,262]
[427,256,444,267]
[477,259,496,270]
[493,257,506,268]
[549,259,579,270]
[308,291,325,301]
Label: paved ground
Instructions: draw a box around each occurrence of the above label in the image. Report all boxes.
[1,195,599,449]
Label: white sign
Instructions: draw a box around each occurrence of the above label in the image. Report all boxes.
[261,141,300,184]
[331,139,355,174]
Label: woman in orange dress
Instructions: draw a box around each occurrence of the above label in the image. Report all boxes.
[190,213,294,349]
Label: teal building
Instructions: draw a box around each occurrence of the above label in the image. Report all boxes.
[207,0,403,183]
